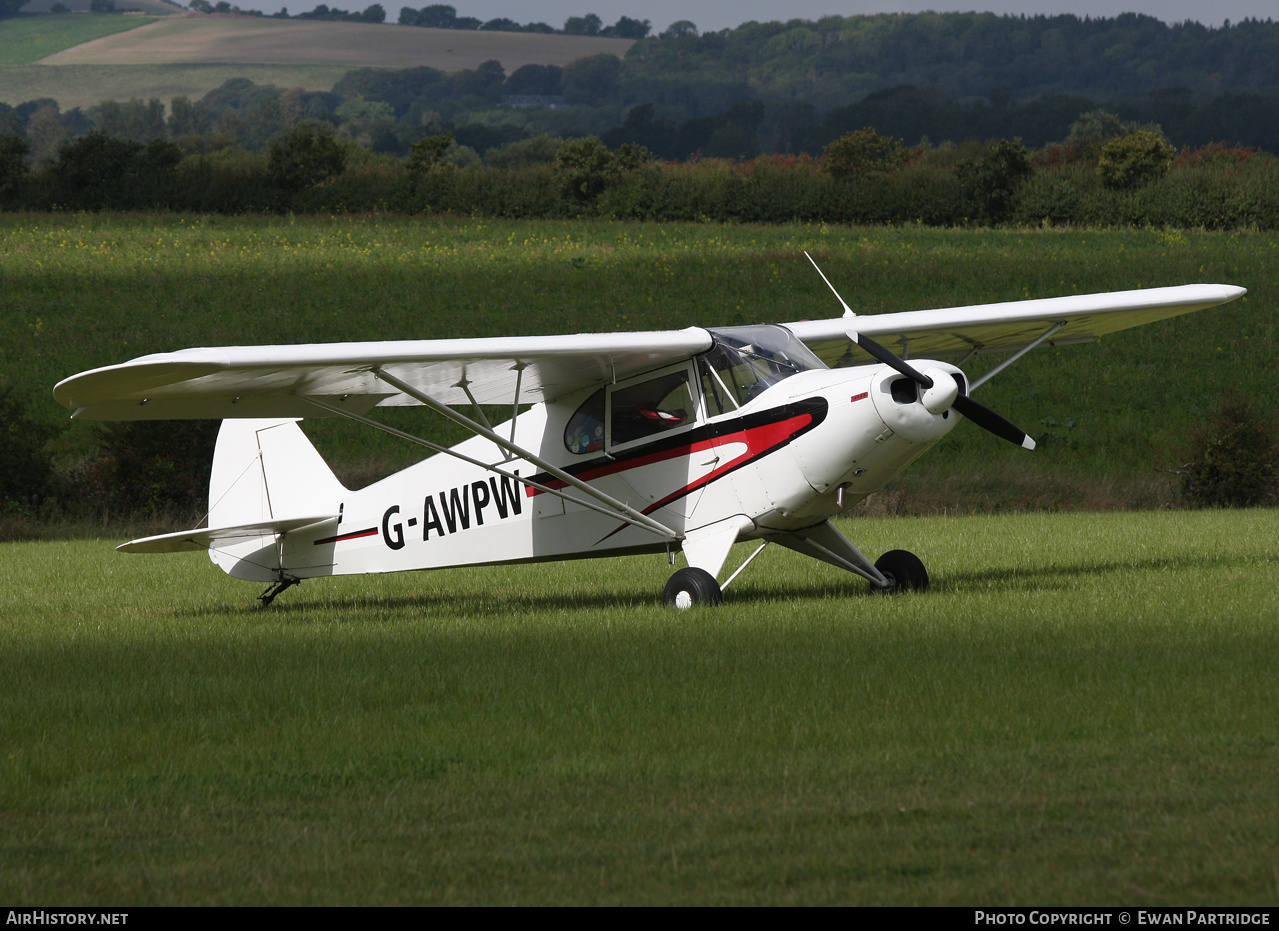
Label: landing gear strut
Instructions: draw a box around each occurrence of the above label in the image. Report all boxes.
[664,567,723,609]
[874,549,929,593]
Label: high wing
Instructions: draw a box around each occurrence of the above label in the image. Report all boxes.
[53,329,713,421]
[785,284,1246,368]
[53,286,1245,422]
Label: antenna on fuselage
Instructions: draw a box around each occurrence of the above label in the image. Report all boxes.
[804,251,855,318]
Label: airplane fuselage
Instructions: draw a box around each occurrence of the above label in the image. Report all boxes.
[209,354,966,583]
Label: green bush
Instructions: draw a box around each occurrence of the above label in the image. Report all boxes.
[78,421,220,521]
[173,149,277,213]
[1098,130,1176,190]
[554,136,615,202]
[1176,397,1279,508]
[645,159,743,222]
[0,386,61,514]
[1127,167,1242,229]
[471,164,564,218]
[873,164,966,226]
[295,162,408,213]
[1227,156,1279,229]
[486,134,562,169]
[823,127,909,180]
[0,134,28,208]
[12,124,1279,228]
[1013,163,1095,226]
[553,137,653,210]
[734,156,833,224]
[594,162,661,219]
[956,138,1033,225]
[403,163,564,218]
[46,133,182,211]
[406,131,454,175]
[267,123,347,194]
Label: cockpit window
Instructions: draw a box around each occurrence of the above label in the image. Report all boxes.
[609,370,694,446]
[567,327,822,452]
[702,324,826,413]
[564,388,605,454]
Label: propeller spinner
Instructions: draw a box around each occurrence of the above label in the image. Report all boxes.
[852,331,1036,451]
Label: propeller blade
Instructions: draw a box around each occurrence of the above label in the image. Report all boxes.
[952,394,1036,450]
[852,329,1034,450]
[852,332,933,388]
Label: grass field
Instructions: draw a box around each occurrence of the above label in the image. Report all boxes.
[2,509,1276,904]
[0,13,156,66]
[3,214,1276,902]
[38,17,635,68]
[1,16,632,108]
[3,214,1273,513]
[23,0,181,12]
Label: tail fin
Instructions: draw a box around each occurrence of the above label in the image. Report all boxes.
[205,419,347,580]
[209,418,345,527]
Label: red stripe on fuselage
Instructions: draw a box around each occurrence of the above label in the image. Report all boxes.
[313,527,378,546]
[592,410,816,542]
[526,433,723,497]
[638,411,813,516]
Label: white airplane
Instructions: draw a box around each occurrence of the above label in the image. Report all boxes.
[53,264,1244,607]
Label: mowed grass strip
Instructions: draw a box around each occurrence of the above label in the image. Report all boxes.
[0,13,157,66]
[2,509,1276,904]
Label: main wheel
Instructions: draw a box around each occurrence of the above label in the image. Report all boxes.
[874,549,929,593]
[663,567,723,609]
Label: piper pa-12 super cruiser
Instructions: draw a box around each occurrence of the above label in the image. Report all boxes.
[53,260,1245,607]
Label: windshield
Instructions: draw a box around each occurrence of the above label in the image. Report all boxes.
[701,325,826,413]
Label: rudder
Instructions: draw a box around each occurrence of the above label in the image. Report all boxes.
[209,418,346,527]
[207,419,347,579]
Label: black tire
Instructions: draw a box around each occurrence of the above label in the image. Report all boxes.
[663,567,723,609]
[874,549,929,593]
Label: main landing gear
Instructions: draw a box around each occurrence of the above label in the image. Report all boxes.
[663,546,928,607]
[873,549,929,593]
[663,567,723,609]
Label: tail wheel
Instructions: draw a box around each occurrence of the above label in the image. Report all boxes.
[874,549,929,593]
[664,567,723,609]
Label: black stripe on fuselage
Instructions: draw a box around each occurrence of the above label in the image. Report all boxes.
[526,397,829,490]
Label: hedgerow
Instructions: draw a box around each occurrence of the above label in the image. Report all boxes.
[7,133,1279,228]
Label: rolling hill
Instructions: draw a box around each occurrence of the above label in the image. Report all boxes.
[21,0,181,12]
[2,14,634,108]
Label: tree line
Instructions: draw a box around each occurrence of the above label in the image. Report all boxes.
[59,1,657,37]
[2,117,1276,234]
[7,66,1279,174]
[8,11,1279,161]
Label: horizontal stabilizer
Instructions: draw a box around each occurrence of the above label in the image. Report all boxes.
[117,515,338,554]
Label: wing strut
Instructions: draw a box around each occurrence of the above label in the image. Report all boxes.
[457,378,494,433]
[372,369,678,540]
[300,387,679,542]
[509,363,525,447]
[968,321,1068,392]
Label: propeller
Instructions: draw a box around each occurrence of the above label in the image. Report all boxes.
[852,331,1036,451]
[804,251,1034,450]
[952,393,1037,450]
